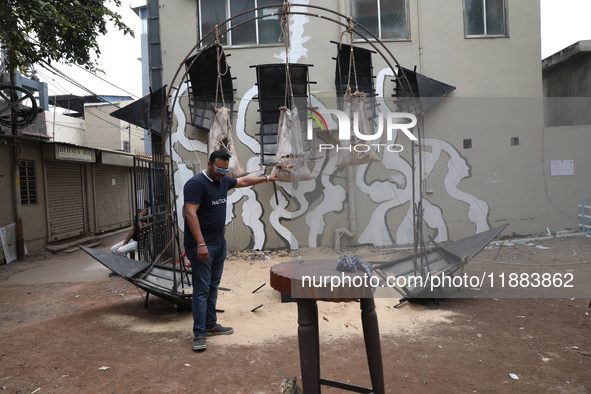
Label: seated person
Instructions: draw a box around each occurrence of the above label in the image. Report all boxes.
[109,205,149,276]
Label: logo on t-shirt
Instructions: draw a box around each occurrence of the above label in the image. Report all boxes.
[211,198,226,206]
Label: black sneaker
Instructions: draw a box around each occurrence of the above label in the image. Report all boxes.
[204,324,233,336]
[192,336,206,351]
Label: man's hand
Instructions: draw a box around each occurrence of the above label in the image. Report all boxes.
[268,170,279,182]
[197,244,209,263]
[235,170,280,188]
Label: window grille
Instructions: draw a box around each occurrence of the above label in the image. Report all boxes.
[184,44,234,131]
[254,64,312,165]
[18,160,38,205]
[334,42,377,119]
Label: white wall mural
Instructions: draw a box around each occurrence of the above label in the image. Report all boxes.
[227,156,267,250]
[274,0,310,64]
[355,69,490,246]
[170,3,490,250]
[170,84,269,250]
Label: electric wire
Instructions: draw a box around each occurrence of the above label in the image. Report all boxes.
[35,61,146,150]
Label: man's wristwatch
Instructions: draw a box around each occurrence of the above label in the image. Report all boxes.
[265,175,270,182]
[198,243,206,247]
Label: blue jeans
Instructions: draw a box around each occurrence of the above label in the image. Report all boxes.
[187,243,227,338]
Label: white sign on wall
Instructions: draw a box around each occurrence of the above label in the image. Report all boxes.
[550,160,574,176]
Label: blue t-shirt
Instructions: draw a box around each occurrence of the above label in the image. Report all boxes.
[183,172,238,248]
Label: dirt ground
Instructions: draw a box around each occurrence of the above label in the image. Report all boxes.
[0,233,590,393]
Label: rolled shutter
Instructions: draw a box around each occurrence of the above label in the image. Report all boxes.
[46,162,85,241]
[94,166,132,232]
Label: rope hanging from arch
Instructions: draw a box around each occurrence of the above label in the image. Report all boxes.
[335,17,380,168]
[273,3,314,182]
[208,25,247,178]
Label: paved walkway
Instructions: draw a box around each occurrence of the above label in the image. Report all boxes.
[1,230,126,286]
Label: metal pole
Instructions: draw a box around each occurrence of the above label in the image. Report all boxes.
[10,64,25,260]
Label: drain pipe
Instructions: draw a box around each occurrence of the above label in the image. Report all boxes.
[334,165,356,251]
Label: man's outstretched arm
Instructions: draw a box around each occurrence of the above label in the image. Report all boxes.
[235,171,278,188]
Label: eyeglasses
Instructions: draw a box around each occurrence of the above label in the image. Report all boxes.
[211,162,229,174]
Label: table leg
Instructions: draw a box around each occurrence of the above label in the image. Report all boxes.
[360,297,385,394]
[313,300,320,385]
[297,298,321,393]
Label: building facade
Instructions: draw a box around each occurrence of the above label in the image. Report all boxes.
[84,102,145,153]
[0,97,143,262]
[1,59,147,263]
[143,0,588,251]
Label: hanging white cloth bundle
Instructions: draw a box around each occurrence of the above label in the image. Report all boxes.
[335,88,381,168]
[274,105,314,182]
[208,106,247,178]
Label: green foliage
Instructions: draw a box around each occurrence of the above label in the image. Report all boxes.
[0,0,135,73]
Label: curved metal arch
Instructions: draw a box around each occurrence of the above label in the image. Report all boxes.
[161,2,425,263]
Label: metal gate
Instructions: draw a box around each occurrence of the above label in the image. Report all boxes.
[94,166,133,232]
[134,157,177,264]
[45,161,85,241]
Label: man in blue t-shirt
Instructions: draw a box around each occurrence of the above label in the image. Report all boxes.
[184,150,278,351]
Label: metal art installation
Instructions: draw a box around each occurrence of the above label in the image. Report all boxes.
[394,66,456,114]
[372,224,508,305]
[184,43,234,131]
[84,3,500,313]
[110,86,167,135]
[81,245,192,309]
